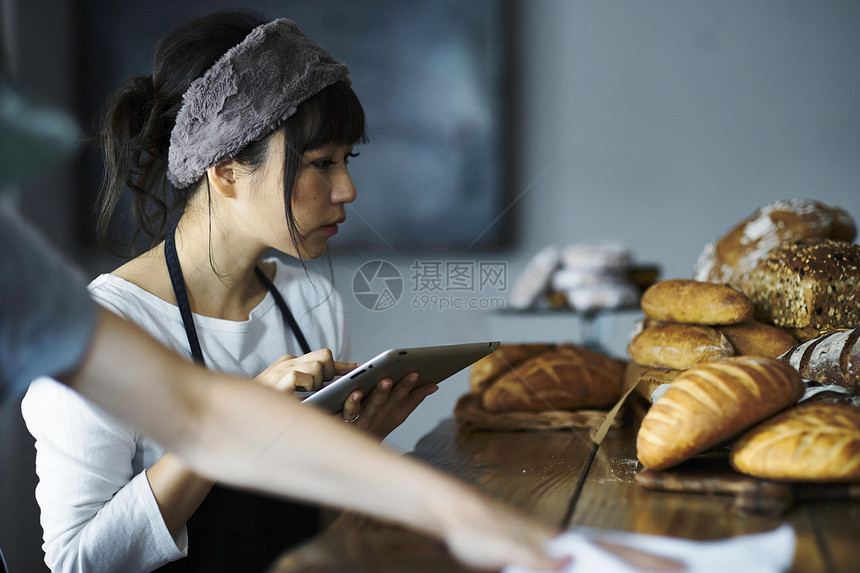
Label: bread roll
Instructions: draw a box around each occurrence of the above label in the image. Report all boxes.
[470,343,554,393]
[743,239,860,330]
[717,320,798,359]
[780,327,860,393]
[636,356,804,470]
[627,323,734,370]
[481,345,624,413]
[693,199,856,288]
[641,279,753,325]
[731,402,860,482]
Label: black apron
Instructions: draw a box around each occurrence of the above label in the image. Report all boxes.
[156,228,318,573]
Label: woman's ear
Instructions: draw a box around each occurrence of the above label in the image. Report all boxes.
[206,160,238,199]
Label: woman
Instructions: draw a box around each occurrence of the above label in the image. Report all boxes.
[23,11,440,572]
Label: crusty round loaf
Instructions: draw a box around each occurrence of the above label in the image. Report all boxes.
[481,345,624,413]
[627,323,734,370]
[717,320,798,359]
[641,279,753,325]
[693,199,856,289]
[743,239,860,330]
[731,402,860,482]
[636,356,804,470]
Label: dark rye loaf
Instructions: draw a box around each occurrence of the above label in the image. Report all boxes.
[780,328,860,394]
[742,239,860,330]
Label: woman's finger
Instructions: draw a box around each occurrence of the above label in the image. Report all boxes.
[341,390,362,423]
[387,372,419,400]
[361,377,393,412]
[334,361,361,376]
[274,370,315,393]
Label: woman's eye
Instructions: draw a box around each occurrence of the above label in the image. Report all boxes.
[345,151,360,165]
[311,158,335,170]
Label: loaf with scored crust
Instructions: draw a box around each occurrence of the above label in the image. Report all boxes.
[636,356,804,470]
[731,402,860,481]
[780,327,860,394]
[469,343,554,393]
[479,344,624,413]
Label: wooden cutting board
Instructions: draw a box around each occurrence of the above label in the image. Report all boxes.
[635,450,860,516]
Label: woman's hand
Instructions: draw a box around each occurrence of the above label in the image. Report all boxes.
[255,348,357,394]
[339,372,438,439]
[440,494,569,571]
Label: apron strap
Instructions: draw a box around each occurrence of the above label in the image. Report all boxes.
[164,226,313,365]
[253,265,312,355]
[164,228,206,366]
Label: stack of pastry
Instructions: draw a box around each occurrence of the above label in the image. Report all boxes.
[551,243,643,313]
[633,199,860,482]
[455,343,626,431]
[507,243,658,311]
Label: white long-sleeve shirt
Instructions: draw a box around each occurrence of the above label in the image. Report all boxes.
[22,259,347,573]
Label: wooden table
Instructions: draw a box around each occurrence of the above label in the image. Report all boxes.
[269,396,860,572]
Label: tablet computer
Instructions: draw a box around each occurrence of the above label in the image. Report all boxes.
[301,341,500,413]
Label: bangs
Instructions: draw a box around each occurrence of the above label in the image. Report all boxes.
[299,80,367,151]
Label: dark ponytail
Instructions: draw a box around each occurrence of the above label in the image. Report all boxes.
[97,10,267,256]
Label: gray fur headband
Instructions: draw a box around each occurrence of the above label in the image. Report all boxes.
[167,18,350,189]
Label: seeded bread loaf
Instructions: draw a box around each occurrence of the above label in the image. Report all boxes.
[627,323,734,370]
[636,356,804,470]
[780,327,860,393]
[694,199,856,289]
[478,344,624,413]
[731,402,860,481]
[641,279,753,325]
[743,239,860,330]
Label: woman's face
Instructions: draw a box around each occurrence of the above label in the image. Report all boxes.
[249,130,358,259]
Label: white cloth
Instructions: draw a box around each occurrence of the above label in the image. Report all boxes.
[506,525,795,573]
[22,259,347,573]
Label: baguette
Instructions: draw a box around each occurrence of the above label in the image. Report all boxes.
[780,327,860,394]
[731,402,860,481]
[636,356,804,470]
